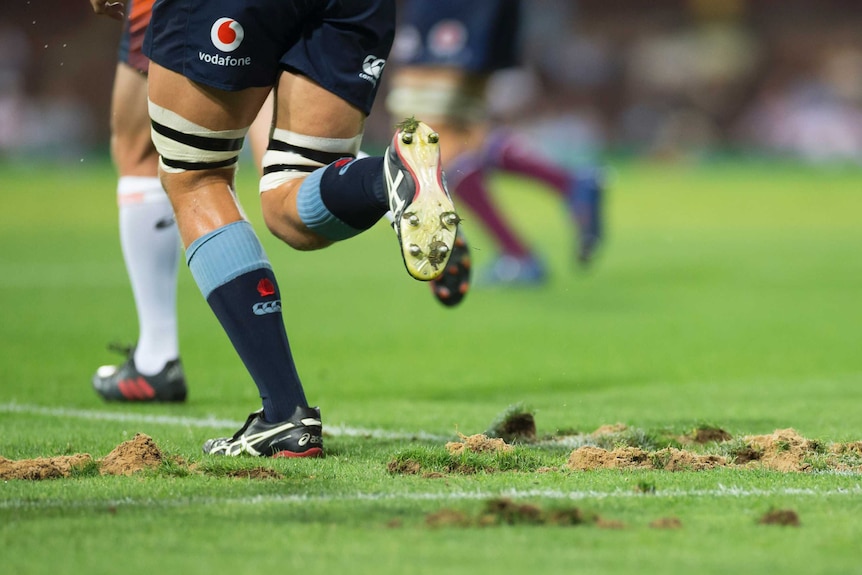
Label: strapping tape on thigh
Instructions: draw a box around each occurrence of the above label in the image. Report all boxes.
[148,101,249,173]
[259,129,362,193]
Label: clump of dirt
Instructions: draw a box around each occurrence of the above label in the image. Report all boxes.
[446,433,512,455]
[730,444,764,464]
[650,517,683,529]
[1,433,281,481]
[482,498,544,525]
[565,426,862,473]
[425,498,596,528]
[426,509,471,528]
[591,423,628,436]
[486,404,537,443]
[567,446,652,470]
[100,433,163,476]
[387,458,422,475]
[389,433,519,476]
[691,427,733,444]
[740,428,821,472]
[759,509,801,526]
[831,442,862,455]
[567,446,725,471]
[544,507,590,526]
[655,448,727,471]
[0,434,164,480]
[0,453,93,480]
[496,412,536,443]
[596,517,627,529]
[225,467,284,480]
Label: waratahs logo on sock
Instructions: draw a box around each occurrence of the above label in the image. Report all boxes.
[199,18,252,67]
[256,278,276,297]
[253,278,280,315]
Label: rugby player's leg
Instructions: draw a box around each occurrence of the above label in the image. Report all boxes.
[147,62,308,424]
[259,70,459,281]
[110,63,182,373]
[386,65,543,287]
[258,71,369,252]
[92,62,187,402]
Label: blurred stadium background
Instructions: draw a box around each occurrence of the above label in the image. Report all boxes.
[3,0,862,164]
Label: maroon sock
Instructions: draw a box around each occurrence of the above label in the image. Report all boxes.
[452,163,531,258]
[485,130,572,197]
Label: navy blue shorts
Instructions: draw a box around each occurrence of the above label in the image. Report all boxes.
[393,0,521,73]
[143,0,395,115]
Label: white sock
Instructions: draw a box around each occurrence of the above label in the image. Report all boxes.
[117,176,181,375]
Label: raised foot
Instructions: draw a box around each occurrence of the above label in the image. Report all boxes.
[385,119,460,281]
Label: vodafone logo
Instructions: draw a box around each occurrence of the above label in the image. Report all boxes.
[211,18,244,52]
[201,17,251,66]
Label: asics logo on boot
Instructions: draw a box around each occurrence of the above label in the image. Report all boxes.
[384,159,406,215]
[297,433,322,447]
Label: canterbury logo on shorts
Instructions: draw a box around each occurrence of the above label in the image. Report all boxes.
[360,55,386,85]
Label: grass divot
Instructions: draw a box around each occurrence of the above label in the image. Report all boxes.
[650,517,683,529]
[1,434,289,481]
[485,403,537,443]
[568,427,862,473]
[224,467,284,480]
[389,437,548,476]
[426,498,597,528]
[0,433,162,480]
[759,509,801,527]
[446,433,512,455]
[567,446,726,472]
[0,453,94,480]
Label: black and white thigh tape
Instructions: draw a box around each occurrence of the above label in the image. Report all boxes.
[259,128,362,193]
[148,101,248,173]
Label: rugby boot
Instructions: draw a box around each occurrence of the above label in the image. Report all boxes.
[202,406,323,458]
[568,168,605,266]
[429,227,471,307]
[384,117,461,281]
[478,254,547,287]
[93,344,187,402]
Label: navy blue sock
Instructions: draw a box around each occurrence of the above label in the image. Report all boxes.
[296,156,388,240]
[187,221,307,422]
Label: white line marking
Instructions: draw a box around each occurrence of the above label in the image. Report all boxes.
[2,485,861,511]
[0,402,451,441]
[4,403,862,511]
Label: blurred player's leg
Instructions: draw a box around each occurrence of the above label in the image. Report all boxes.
[446,151,547,287]
[93,59,187,402]
[387,0,605,288]
[482,130,605,266]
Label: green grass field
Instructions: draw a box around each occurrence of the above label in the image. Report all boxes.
[1,157,861,574]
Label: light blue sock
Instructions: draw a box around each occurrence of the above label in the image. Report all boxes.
[186,220,271,298]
